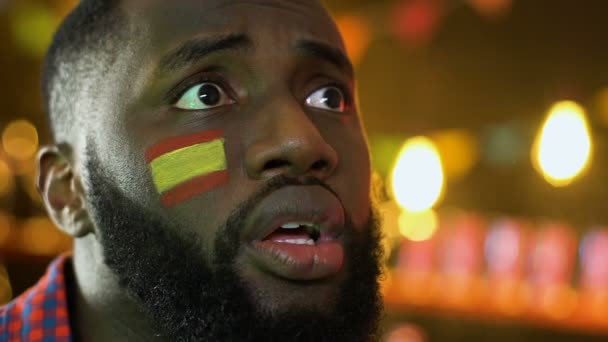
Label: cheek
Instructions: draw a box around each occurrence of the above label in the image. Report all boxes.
[145,130,230,207]
[331,126,372,227]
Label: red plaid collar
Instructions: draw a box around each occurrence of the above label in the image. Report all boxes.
[0,255,72,341]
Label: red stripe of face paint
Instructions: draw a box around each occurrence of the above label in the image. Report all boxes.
[145,130,224,163]
[161,170,229,207]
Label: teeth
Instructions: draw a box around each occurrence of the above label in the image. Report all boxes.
[280,222,315,229]
[276,238,315,245]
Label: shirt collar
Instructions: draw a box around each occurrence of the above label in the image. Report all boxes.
[1,254,73,341]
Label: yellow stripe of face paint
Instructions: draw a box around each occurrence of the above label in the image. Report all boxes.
[150,138,226,193]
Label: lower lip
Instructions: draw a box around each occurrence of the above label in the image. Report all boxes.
[247,240,344,281]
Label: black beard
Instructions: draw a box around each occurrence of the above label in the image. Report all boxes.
[85,147,384,342]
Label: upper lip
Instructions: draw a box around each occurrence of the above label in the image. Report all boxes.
[242,185,345,242]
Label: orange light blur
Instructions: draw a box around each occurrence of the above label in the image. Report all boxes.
[2,120,39,162]
[336,14,372,66]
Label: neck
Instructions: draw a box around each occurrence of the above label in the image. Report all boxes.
[69,235,165,342]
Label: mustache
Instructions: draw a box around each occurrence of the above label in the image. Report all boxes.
[213,175,343,264]
[228,175,340,217]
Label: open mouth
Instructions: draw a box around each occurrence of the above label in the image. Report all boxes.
[243,186,346,281]
[262,222,322,246]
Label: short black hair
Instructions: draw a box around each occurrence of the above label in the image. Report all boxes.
[43,0,124,143]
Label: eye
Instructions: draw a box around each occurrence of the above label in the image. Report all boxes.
[305,86,347,113]
[174,82,234,110]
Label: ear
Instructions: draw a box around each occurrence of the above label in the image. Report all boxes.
[37,144,94,238]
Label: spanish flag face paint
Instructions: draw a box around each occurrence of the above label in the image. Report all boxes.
[145,130,229,207]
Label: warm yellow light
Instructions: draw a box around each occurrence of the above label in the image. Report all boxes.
[0,160,14,196]
[391,136,444,211]
[398,209,439,242]
[10,2,57,57]
[431,129,478,182]
[0,211,13,247]
[533,101,592,187]
[20,217,62,256]
[20,170,43,205]
[2,120,39,161]
[594,88,608,128]
[335,14,371,66]
[0,263,11,305]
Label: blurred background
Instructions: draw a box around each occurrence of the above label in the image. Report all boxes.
[1,0,608,341]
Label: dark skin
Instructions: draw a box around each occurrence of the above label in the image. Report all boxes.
[37,0,373,341]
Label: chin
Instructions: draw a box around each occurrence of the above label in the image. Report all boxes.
[236,258,349,315]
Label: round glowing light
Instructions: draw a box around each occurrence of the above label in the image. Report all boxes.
[398,209,439,242]
[0,160,14,196]
[391,136,444,212]
[2,120,39,161]
[532,101,592,187]
[392,0,443,46]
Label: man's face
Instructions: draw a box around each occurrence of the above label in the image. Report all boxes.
[82,0,381,339]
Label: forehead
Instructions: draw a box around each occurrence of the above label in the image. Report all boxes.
[121,0,344,52]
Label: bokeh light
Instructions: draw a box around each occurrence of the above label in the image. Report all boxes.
[391,136,444,212]
[9,2,57,57]
[485,218,525,278]
[493,281,529,316]
[468,0,512,19]
[398,209,439,242]
[336,14,372,66]
[369,135,406,177]
[392,0,443,46]
[483,122,528,167]
[2,120,39,162]
[580,229,608,291]
[440,213,485,277]
[540,285,579,320]
[19,217,68,256]
[532,101,592,187]
[431,129,479,182]
[529,223,577,288]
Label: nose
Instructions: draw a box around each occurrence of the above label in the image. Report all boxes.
[245,100,338,181]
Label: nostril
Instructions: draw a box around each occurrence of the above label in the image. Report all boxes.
[311,160,328,171]
[263,159,290,171]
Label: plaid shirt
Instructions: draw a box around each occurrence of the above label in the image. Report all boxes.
[0,255,72,342]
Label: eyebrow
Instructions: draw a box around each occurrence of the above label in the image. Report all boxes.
[157,33,253,75]
[156,35,354,80]
[295,39,355,79]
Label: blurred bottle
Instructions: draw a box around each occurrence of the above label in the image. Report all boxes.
[437,212,486,306]
[484,217,530,315]
[579,228,608,323]
[528,223,578,319]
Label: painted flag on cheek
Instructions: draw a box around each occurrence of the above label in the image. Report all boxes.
[145,130,229,207]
